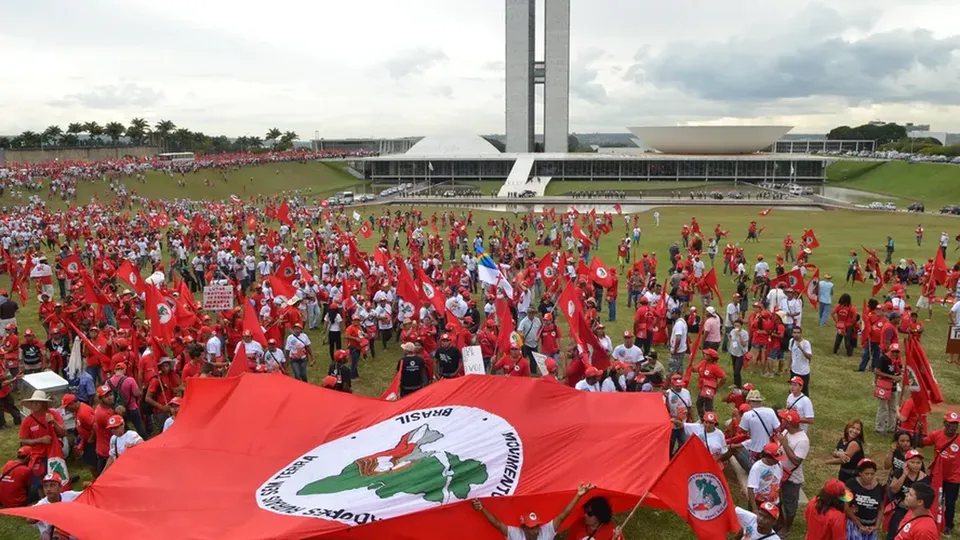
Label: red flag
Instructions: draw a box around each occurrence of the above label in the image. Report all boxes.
[538,253,559,290]
[697,268,723,305]
[801,228,820,250]
[589,256,615,288]
[277,201,293,228]
[933,247,948,286]
[932,450,947,532]
[904,335,943,415]
[804,267,820,308]
[759,208,772,216]
[227,344,250,377]
[613,203,622,215]
[495,298,516,354]
[116,260,147,296]
[871,272,885,297]
[395,257,421,319]
[414,266,445,316]
[61,254,83,279]
[768,268,805,293]
[572,223,593,246]
[241,299,267,348]
[80,270,110,306]
[266,275,298,300]
[557,279,584,344]
[347,238,370,275]
[576,315,611,371]
[648,436,739,539]
[682,330,704,386]
[245,214,258,232]
[273,254,298,284]
[379,367,402,400]
[359,222,373,239]
[145,285,175,343]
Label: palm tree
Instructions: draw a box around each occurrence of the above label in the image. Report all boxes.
[83,122,104,145]
[170,128,191,152]
[279,130,299,150]
[248,136,263,149]
[61,134,80,146]
[127,117,150,145]
[154,119,176,152]
[234,136,248,152]
[66,123,84,147]
[0,137,10,149]
[18,131,41,148]
[104,122,126,145]
[42,125,63,147]
[265,128,282,145]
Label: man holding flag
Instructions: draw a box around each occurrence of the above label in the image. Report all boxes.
[476,245,513,298]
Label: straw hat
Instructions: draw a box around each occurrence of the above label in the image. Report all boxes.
[746,389,764,402]
[21,390,53,405]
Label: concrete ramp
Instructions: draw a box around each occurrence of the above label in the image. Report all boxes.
[498,156,536,197]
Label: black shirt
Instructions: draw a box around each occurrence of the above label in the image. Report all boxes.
[21,343,42,368]
[836,438,864,482]
[877,354,901,378]
[328,362,352,392]
[0,299,18,319]
[398,354,428,389]
[435,346,462,378]
[845,478,884,525]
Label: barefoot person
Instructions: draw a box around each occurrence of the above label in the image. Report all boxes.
[473,483,594,539]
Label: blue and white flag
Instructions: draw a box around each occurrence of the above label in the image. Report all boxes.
[475,245,513,297]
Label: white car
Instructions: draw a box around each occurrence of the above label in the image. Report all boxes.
[869,202,883,209]
[884,202,897,211]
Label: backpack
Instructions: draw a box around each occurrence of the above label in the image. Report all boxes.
[106,376,129,410]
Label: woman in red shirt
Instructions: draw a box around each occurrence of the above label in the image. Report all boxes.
[565,495,623,540]
[804,479,851,539]
[832,293,858,356]
[540,313,561,360]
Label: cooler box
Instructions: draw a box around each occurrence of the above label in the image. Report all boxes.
[19,370,75,430]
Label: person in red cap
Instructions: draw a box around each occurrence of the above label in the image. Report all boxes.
[477,319,499,372]
[776,409,810,537]
[676,410,730,463]
[875,342,904,435]
[495,346,531,378]
[285,323,313,382]
[694,348,726,420]
[894,482,939,539]
[612,330,643,367]
[665,374,693,455]
[746,442,782,512]
[920,411,960,534]
[104,414,143,471]
[845,458,884,540]
[472,482,594,539]
[24,472,82,539]
[575,366,602,392]
[543,358,560,382]
[93,384,116,475]
[19,329,44,375]
[328,350,353,393]
[162,397,182,433]
[0,445,35,507]
[784,376,815,432]
[62,394,96,477]
[539,313,561,362]
[434,334,463,380]
[735,500,780,540]
[889,449,929,535]
[803,478,852,539]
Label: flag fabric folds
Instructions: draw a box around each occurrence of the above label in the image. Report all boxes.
[475,245,513,297]
[0,376,672,540]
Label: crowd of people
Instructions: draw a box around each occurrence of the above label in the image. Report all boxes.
[0,175,957,539]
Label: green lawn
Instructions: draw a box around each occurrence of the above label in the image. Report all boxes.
[826,160,960,208]
[3,178,960,538]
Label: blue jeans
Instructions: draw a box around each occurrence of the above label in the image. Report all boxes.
[819,303,831,326]
[349,347,361,378]
[608,300,616,321]
[291,359,308,382]
[858,342,881,372]
[671,427,686,456]
[85,366,101,385]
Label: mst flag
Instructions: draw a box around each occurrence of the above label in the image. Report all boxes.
[648,436,739,539]
[768,268,804,293]
[805,267,820,308]
[277,200,293,228]
[933,247,948,285]
[589,256,616,288]
[904,335,943,414]
[572,223,593,246]
[1,376,672,540]
[359,222,373,239]
[801,228,820,249]
[758,208,772,217]
[145,285,175,344]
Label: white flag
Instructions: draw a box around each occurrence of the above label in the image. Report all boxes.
[428,161,434,172]
[352,211,361,222]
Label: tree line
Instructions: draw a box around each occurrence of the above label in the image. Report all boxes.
[0,120,300,154]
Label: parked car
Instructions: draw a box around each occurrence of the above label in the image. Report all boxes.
[518,190,537,198]
[908,202,925,212]
[941,205,960,215]
[884,202,897,211]
[869,202,883,209]
[442,190,456,197]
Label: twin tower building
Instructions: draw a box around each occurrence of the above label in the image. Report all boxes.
[505,0,571,154]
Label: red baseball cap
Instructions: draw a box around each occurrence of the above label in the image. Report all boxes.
[96,384,112,398]
[824,479,853,502]
[703,348,719,359]
[520,512,546,527]
[42,472,63,485]
[545,358,558,373]
[759,501,780,521]
[889,343,900,352]
[905,449,923,461]
[742,383,755,391]
[702,411,718,424]
[622,330,633,339]
[738,403,752,414]
[585,367,602,377]
[169,397,183,407]
[778,409,801,425]
[16,446,32,457]
[441,333,452,341]
[789,376,804,386]
[60,394,77,408]
[762,442,781,456]
[945,411,960,423]
[107,415,125,429]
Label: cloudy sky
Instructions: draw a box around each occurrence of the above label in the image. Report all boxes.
[3,0,960,138]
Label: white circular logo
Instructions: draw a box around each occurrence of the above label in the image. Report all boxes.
[128,272,138,284]
[256,406,523,524]
[952,444,959,453]
[422,283,435,299]
[596,267,608,279]
[544,267,556,279]
[688,473,728,521]
[67,262,79,273]
[567,301,575,318]
[156,303,173,325]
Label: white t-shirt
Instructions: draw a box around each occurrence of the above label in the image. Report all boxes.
[951,301,960,325]
[325,312,343,332]
[163,416,175,433]
[34,491,83,540]
[786,298,802,327]
[683,423,728,458]
[109,430,144,459]
[780,430,810,485]
[600,375,627,392]
[671,318,688,354]
[574,380,601,392]
[736,507,782,540]
[612,344,644,365]
[725,302,739,327]
[285,333,312,360]
[785,393,815,432]
[507,522,556,540]
[666,388,692,419]
[747,459,782,504]
[740,407,780,453]
[788,338,812,376]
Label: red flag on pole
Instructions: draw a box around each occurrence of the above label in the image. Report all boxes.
[768,268,805,293]
[277,201,293,228]
[933,247,948,286]
[227,343,250,377]
[145,285,175,344]
[759,208,772,216]
[647,436,739,539]
[241,300,267,348]
[359,222,373,239]
[904,335,943,415]
[495,297,516,354]
[697,268,723,305]
[801,228,820,250]
[116,260,147,296]
[589,256,616,289]
[572,223,593,246]
[871,272,885,297]
[394,257,421,319]
[414,266,446,316]
[538,253,559,290]
[805,267,820,308]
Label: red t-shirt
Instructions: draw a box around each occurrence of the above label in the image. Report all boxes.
[566,519,623,540]
[18,409,64,460]
[94,404,116,457]
[182,360,203,380]
[922,429,960,483]
[899,399,928,435]
[74,403,96,451]
[147,372,180,406]
[696,361,726,394]
[494,355,530,377]
[0,459,32,507]
[894,513,939,539]
[803,501,846,539]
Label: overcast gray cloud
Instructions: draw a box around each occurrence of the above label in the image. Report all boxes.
[1,0,958,137]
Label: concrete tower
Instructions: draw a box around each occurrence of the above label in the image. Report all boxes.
[505,0,570,153]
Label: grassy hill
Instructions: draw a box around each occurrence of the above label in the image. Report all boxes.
[826,160,960,208]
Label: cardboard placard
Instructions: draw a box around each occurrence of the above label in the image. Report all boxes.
[462,345,485,375]
[948,326,960,355]
[532,352,549,377]
[202,285,235,311]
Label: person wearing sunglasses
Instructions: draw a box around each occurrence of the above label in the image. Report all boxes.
[566,494,624,540]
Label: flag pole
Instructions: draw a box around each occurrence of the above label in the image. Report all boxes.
[614,441,682,535]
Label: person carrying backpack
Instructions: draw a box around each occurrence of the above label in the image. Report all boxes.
[105,362,145,437]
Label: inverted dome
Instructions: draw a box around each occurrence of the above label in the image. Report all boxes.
[627,126,792,154]
[405,134,501,155]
